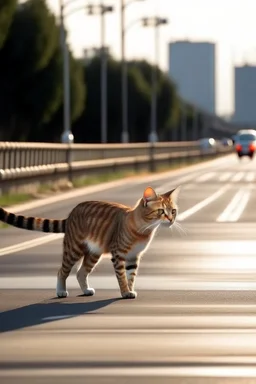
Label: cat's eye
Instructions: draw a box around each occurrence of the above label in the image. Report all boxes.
[172,209,176,215]
[158,209,165,215]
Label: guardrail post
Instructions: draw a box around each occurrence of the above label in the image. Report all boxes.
[149,142,155,172]
[66,143,72,184]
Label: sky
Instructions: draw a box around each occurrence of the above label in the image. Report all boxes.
[46,0,256,116]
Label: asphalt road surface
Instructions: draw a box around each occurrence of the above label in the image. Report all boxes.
[1,153,256,384]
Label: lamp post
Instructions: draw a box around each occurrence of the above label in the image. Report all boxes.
[59,0,74,143]
[86,4,114,143]
[142,17,168,143]
[59,0,114,144]
[120,0,146,143]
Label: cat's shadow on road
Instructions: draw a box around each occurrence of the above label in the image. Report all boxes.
[0,296,122,333]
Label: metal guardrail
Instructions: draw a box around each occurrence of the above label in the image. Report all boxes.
[0,141,233,191]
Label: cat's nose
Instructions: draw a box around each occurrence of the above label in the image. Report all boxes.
[165,215,172,223]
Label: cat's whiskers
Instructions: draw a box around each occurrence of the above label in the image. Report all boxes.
[177,221,188,235]
[140,220,160,234]
[170,221,188,236]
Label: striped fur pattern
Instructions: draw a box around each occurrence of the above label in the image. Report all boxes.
[0,207,66,233]
[0,186,180,299]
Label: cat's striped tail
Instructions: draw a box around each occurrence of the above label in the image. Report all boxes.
[0,207,66,233]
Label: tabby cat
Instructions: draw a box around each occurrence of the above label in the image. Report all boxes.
[0,186,180,299]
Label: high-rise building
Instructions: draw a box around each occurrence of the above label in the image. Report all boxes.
[233,65,256,125]
[168,41,216,114]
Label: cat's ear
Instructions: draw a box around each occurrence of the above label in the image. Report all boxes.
[163,186,181,203]
[143,186,158,206]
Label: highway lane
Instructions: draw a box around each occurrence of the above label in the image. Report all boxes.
[1,153,256,383]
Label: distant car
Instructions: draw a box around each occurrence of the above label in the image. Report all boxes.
[235,130,256,159]
[236,129,256,136]
[199,138,217,154]
[221,137,233,147]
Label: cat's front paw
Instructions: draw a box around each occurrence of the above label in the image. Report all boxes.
[83,288,95,296]
[122,290,137,299]
[56,289,69,298]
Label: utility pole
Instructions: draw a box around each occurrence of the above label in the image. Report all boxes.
[120,0,129,143]
[86,3,114,143]
[59,0,73,143]
[142,17,168,143]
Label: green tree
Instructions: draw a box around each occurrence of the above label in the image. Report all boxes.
[73,55,151,143]
[0,0,16,49]
[129,60,180,140]
[25,46,63,141]
[0,0,85,142]
[5,0,59,77]
[0,0,61,140]
[70,55,86,123]
[43,53,86,142]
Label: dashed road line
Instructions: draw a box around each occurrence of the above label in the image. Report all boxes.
[178,184,230,221]
[216,189,251,222]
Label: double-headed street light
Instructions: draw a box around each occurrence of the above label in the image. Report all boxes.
[59,1,113,144]
[142,17,168,143]
[120,0,146,143]
[86,4,114,144]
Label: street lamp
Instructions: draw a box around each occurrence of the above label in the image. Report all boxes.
[142,17,168,143]
[120,0,146,143]
[59,0,75,143]
[59,1,114,144]
[86,3,114,144]
[59,0,91,144]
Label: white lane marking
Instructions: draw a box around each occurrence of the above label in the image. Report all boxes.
[228,190,251,222]
[245,172,255,182]
[35,329,256,334]
[139,304,256,310]
[219,172,232,181]
[196,172,216,182]
[38,314,256,330]
[177,184,230,221]
[2,367,256,378]
[232,172,245,182]
[0,234,63,257]
[1,275,256,290]
[216,190,244,222]
[159,157,233,193]
[158,172,199,192]
[216,189,250,222]
[43,304,256,312]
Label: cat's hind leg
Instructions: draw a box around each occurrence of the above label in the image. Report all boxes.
[76,246,102,296]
